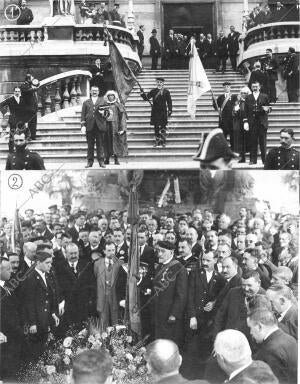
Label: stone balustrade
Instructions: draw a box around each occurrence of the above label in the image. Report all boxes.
[36,70,91,117]
[243,22,300,51]
[0,26,46,42]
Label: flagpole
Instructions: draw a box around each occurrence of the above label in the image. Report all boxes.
[210,89,221,118]
[105,27,152,107]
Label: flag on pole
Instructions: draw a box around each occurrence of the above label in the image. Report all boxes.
[11,205,23,252]
[187,37,211,119]
[126,182,142,337]
[108,37,137,104]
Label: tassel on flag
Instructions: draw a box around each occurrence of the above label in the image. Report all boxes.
[187,37,211,119]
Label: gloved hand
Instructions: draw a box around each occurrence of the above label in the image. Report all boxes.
[81,126,86,134]
[243,122,249,131]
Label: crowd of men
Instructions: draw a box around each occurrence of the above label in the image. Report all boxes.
[79,1,125,26]
[0,202,298,382]
[245,1,300,30]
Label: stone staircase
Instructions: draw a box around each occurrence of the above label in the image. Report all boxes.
[1,69,299,169]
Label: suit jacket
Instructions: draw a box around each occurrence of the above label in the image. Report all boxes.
[228,360,275,383]
[22,269,58,334]
[20,81,38,115]
[94,257,125,314]
[214,273,242,312]
[140,244,156,277]
[227,31,240,55]
[150,36,161,57]
[204,39,216,57]
[244,92,270,130]
[279,304,298,340]
[165,36,178,53]
[66,226,79,243]
[81,97,107,132]
[155,373,209,384]
[248,70,267,91]
[116,241,129,263]
[216,37,228,57]
[213,286,265,340]
[0,96,26,128]
[214,94,237,126]
[254,328,297,384]
[192,242,202,262]
[137,30,144,46]
[39,227,54,242]
[187,268,226,322]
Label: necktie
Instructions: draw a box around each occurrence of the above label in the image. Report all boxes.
[139,246,142,255]
[71,263,77,274]
[107,260,113,272]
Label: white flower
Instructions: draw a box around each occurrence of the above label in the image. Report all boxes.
[78,329,88,338]
[92,340,102,349]
[101,332,108,339]
[63,337,73,348]
[94,332,101,340]
[88,335,96,344]
[125,353,133,361]
[65,348,72,356]
[45,365,56,375]
[115,325,126,332]
[128,364,136,372]
[107,326,114,334]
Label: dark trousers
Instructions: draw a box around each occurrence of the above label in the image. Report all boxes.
[154,124,167,145]
[220,120,234,149]
[229,54,237,70]
[151,55,159,70]
[165,52,176,69]
[250,121,267,163]
[0,341,22,380]
[28,113,37,139]
[267,80,277,102]
[216,55,227,71]
[287,76,299,102]
[27,332,48,362]
[86,124,106,163]
[138,45,144,61]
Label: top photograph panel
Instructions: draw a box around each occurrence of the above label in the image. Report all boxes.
[0,0,299,170]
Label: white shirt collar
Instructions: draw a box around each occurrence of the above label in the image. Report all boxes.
[35,267,47,285]
[24,256,33,267]
[91,96,98,104]
[278,304,293,322]
[229,361,252,381]
[206,269,214,281]
[117,241,124,250]
[183,254,193,261]
[69,260,78,268]
[0,280,5,288]
[14,96,20,103]
[163,255,173,265]
[263,327,279,341]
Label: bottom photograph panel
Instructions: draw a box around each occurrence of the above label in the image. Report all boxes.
[0,170,298,384]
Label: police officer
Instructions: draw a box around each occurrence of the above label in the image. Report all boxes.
[5,128,45,170]
[264,128,299,170]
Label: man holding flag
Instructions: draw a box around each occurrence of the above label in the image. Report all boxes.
[187,36,211,119]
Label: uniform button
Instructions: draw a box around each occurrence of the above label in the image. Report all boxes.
[26,155,29,158]
[44,309,47,312]
[45,300,48,304]
[13,163,16,165]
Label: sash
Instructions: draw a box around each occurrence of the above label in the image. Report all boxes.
[220,94,231,114]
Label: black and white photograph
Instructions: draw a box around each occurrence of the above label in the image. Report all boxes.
[0,169,298,383]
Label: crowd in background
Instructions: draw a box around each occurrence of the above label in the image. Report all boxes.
[0,201,298,382]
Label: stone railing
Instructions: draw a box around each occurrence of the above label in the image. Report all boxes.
[36,70,92,117]
[74,25,137,50]
[243,22,300,51]
[0,25,46,42]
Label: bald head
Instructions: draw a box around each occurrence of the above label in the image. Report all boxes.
[146,339,182,378]
[214,330,252,376]
[23,242,37,260]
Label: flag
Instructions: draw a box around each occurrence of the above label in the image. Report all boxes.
[11,205,23,252]
[108,37,137,104]
[187,37,211,119]
[126,182,141,337]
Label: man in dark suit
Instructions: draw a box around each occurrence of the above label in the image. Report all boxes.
[17,0,34,24]
[214,329,277,384]
[20,73,39,140]
[113,227,128,263]
[164,29,179,69]
[19,241,37,276]
[282,47,299,102]
[35,217,54,242]
[141,77,172,147]
[138,229,156,276]
[213,270,265,342]
[215,31,228,73]
[54,243,91,328]
[81,85,108,168]
[0,86,27,152]
[146,339,209,384]
[266,284,298,340]
[109,3,121,23]
[248,309,297,384]
[241,248,271,290]
[0,257,24,380]
[248,61,267,93]
[150,29,161,70]
[94,242,126,328]
[227,26,240,71]
[261,49,278,103]
[177,238,199,274]
[187,227,202,263]
[137,25,145,62]
[67,211,86,243]
[90,58,105,96]
[196,33,207,63]
[214,256,242,312]
[153,241,188,348]
[203,33,216,69]
[188,251,226,356]
[243,81,271,164]
[22,251,59,361]
[213,82,237,148]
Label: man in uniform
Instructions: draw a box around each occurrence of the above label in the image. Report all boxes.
[264,128,299,170]
[149,29,161,70]
[153,240,188,348]
[213,81,237,148]
[227,26,240,71]
[282,47,299,102]
[140,78,172,147]
[5,129,45,170]
[193,128,239,170]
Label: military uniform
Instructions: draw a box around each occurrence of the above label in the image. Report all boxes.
[5,148,45,170]
[264,146,299,170]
